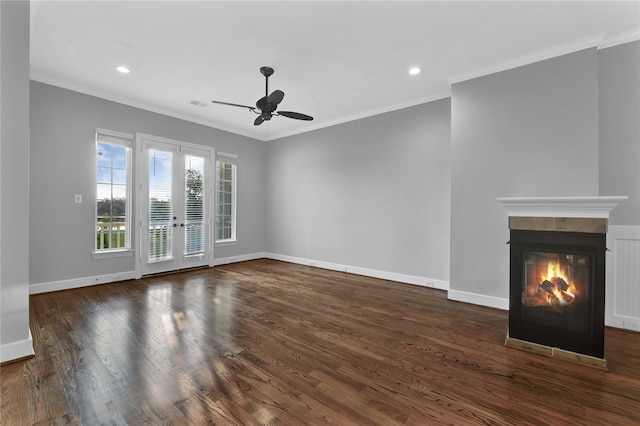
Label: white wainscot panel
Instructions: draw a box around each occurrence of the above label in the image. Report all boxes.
[606,226,640,331]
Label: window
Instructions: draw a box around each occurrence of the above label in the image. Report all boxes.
[215,153,237,242]
[95,129,133,253]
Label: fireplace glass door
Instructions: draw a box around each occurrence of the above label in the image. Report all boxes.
[509,230,605,358]
[522,250,591,332]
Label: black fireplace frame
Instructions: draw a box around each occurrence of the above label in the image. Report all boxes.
[509,229,606,358]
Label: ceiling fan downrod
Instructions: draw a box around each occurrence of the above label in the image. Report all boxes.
[260,66,274,101]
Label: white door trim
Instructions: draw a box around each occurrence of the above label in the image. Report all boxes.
[135,133,215,277]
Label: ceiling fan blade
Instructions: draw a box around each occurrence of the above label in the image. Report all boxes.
[254,115,264,126]
[277,111,313,121]
[256,96,268,110]
[267,90,284,106]
[211,100,255,111]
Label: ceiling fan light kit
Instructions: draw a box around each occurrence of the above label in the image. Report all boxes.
[212,66,313,126]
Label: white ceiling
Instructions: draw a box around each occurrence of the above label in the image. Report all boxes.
[30,1,640,141]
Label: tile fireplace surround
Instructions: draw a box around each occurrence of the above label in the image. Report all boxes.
[498,196,627,367]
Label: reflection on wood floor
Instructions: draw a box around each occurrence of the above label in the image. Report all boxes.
[2,259,639,425]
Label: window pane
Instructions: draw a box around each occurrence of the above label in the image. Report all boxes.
[112,169,127,185]
[97,183,111,200]
[112,147,127,168]
[112,185,126,199]
[96,136,130,251]
[97,143,112,167]
[97,167,112,184]
[215,160,235,241]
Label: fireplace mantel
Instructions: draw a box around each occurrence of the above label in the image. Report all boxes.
[500,196,627,365]
[497,196,628,219]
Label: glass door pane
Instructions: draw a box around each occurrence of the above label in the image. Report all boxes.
[184,154,206,256]
[148,148,174,261]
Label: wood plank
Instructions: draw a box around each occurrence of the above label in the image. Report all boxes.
[2,259,639,425]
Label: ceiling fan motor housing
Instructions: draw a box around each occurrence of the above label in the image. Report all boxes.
[260,66,274,77]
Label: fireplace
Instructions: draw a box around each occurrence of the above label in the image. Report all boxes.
[498,197,627,366]
[510,228,605,358]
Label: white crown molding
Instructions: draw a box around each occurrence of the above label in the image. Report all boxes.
[29,73,266,141]
[31,28,638,143]
[448,33,606,86]
[265,91,452,142]
[598,28,640,49]
[31,73,450,143]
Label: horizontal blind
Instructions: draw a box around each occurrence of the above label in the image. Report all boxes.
[148,148,173,260]
[184,154,206,255]
[96,128,133,147]
[216,152,237,165]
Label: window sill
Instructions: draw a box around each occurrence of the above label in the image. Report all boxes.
[215,240,237,247]
[93,249,134,260]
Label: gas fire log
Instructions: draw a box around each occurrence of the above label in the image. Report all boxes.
[550,276,569,292]
[537,280,576,305]
[539,280,556,295]
[558,289,575,304]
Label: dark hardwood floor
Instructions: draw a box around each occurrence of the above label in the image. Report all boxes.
[2,259,639,425]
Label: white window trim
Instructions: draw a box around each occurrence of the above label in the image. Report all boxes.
[94,128,134,257]
[92,249,134,260]
[215,152,238,244]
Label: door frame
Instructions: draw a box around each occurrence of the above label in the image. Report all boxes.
[134,133,215,277]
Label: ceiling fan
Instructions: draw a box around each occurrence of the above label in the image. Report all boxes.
[211,66,313,126]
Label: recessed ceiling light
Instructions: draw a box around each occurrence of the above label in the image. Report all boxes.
[409,67,421,75]
[116,66,130,74]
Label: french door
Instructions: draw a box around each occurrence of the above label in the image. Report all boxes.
[139,135,213,275]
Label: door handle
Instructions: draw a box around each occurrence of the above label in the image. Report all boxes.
[180,223,185,227]
[173,223,177,227]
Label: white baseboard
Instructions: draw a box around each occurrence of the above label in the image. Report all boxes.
[264,252,449,291]
[28,252,266,294]
[447,289,509,311]
[30,270,138,295]
[213,252,267,266]
[28,251,453,301]
[0,329,35,363]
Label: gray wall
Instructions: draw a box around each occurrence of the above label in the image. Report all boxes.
[599,41,640,226]
[266,99,451,282]
[22,37,640,313]
[1,0,32,358]
[450,48,600,301]
[29,81,266,285]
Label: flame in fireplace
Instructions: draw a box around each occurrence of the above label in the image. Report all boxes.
[551,286,575,306]
[544,262,565,286]
[540,260,576,306]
